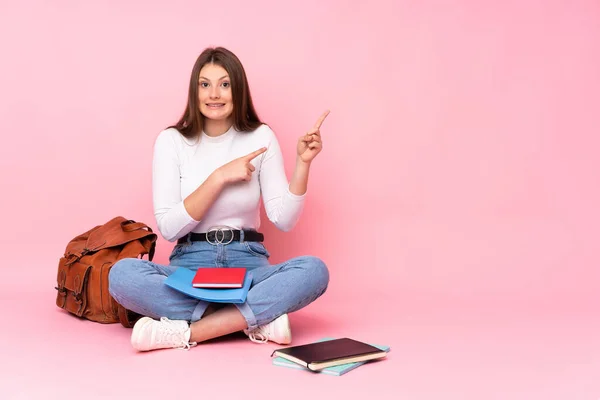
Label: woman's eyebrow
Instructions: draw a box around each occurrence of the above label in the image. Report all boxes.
[199,75,230,81]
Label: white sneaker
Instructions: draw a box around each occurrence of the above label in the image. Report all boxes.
[244,314,292,344]
[130,317,197,351]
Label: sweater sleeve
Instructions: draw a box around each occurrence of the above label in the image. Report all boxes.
[152,130,200,242]
[258,126,306,232]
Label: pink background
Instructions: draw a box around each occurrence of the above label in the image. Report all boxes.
[1,1,599,399]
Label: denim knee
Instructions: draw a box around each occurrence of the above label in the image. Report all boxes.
[108,258,137,298]
[301,255,330,292]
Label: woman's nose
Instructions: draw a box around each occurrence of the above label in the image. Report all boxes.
[210,86,220,99]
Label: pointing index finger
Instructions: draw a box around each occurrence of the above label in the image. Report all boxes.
[314,110,330,130]
[245,147,267,160]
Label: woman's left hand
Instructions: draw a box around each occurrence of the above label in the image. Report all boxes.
[297,110,329,164]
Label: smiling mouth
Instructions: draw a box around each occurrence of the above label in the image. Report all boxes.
[206,103,225,108]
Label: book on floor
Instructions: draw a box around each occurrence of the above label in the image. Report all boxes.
[271,337,389,372]
[192,267,247,288]
[272,338,390,376]
[164,267,252,303]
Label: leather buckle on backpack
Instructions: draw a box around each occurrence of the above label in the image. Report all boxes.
[64,248,90,266]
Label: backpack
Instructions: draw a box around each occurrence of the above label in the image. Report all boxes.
[55,216,157,327]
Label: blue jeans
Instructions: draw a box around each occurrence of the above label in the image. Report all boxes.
[108,239,329,330]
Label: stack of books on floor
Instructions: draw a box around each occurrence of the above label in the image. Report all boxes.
[271,337,391,376]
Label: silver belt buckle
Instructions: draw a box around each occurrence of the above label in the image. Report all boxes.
[206,227,234,245]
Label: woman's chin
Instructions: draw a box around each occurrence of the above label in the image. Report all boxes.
[201,109,233,121]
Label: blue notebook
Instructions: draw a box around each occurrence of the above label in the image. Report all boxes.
[164,267,252,303]
[271,337,390,376]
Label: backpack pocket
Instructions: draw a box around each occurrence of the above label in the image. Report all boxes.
[56,259,92,317]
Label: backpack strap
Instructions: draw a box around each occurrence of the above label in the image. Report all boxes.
[121,221,149,232]
[64,217,157,265]
[84,218,157,254]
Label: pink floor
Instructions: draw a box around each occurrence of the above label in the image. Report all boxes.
[2,276,599,400]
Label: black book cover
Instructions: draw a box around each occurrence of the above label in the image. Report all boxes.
[271,337,385,364]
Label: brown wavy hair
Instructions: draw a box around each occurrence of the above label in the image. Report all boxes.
[169,47,262,138]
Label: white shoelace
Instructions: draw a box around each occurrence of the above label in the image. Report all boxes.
[156,317,196,350]
[247,328,269,344]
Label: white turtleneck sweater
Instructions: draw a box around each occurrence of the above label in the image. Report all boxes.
[152,124,305,242]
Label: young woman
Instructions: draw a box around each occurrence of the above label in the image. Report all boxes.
[108,47,330,352]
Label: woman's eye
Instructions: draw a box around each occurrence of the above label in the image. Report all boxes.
[222,82,230,88]
[200,82,209,88]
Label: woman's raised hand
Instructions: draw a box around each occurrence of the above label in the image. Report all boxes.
[297,110,329,164]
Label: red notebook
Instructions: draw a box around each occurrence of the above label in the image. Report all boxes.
[192,267,247,288]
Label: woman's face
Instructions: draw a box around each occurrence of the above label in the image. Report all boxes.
[198,63,233,122]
